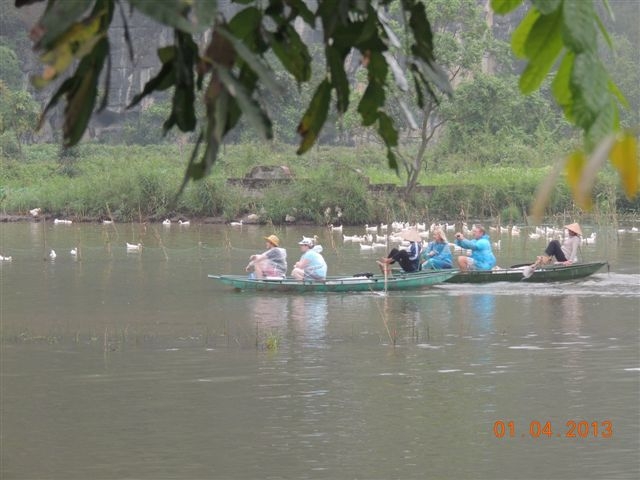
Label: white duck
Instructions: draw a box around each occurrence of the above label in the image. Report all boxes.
[162,219,171,226]
[229,220,243,227]
[49,249,57,259]
[70,248,78,256]
[29,208,41,217]
[0,255,12,261]
[178,220,190,226]
[126,242,142,252]
[329,224,343,232]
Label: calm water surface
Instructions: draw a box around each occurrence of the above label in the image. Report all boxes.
[1,222,639,479]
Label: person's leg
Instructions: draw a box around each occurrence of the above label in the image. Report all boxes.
[544,240,567,262]
[458,255,471,271]
[426,258,451,269]
[291,267,304,280]
[394,250,415,272]
[253,258,267,277]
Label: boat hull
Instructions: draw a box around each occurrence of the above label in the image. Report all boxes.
[445,261,607,283]
[209,270,457,293]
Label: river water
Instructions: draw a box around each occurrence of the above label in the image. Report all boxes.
[1,221,639,479]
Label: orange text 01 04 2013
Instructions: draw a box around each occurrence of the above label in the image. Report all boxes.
[492,420,613,439]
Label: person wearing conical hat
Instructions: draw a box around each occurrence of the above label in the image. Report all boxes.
[246,234,287,278]
[377,228,423,273]
[536,223,582,266]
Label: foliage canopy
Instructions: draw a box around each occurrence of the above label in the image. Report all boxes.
[13,0,639,209]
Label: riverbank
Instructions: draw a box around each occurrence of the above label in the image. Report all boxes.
[2,143,635,225]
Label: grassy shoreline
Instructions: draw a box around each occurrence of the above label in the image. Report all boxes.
[2,143,636,225]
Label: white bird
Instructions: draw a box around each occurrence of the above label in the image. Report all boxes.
[0,255,12,262]
[54,218,72,224]
[102,219,113,225]
[126,242,142,252]
[631,227,638,232]
[364,224,378,233]
[583,232,597,245]
[499,226,509,234]
[372,242,387,249]
[162,219,171,225]
[529,233,541,240]
[29,208,41,217]
[329,224,343,232]
[49,249,57,259]
[511,226,521,235]
[230,220,243,227]
[178,220,190,226]
[379,223,388,232]
[359,243,374,251]
[70,248,78,256]
[493,239,501,249]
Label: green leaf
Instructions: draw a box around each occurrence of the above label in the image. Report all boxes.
[128,58,175,109]
[551,51,574,118]
[326,46,349,113]
[129,0,215,33]
[530,0,561,15]
[228,7,262,39]
[523,8,562,60]
[216,66,272,140]
[269,25,312,83]
[63,37,109,147]
[562,0,597,53]
[511,9,540,59]
[570,52,608,129]
[283,0,316,25]
[585,100,616,151]
[377,111,398,147]
[297,79,332,154]
[519,9,564,94]
[171,31,198,132]
[490,0,523,15]
[36,0,95,50]
[408,1,435,63]
[386,148,398,172]
[217,28,282,95]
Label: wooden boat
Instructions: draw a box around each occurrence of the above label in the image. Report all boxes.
[445,261,607,284]
[208,270,457,293]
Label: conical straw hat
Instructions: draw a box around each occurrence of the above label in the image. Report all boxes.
[564,223,582,236]
[399,229,421,242]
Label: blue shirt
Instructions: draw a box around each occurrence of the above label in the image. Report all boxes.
[301,249,327,279]
[455,233,496,270]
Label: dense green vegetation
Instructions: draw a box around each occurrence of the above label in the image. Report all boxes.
[2,142,634,225]
[1,1,637,223]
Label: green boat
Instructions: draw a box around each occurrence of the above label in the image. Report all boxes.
[208,270,457,293]
[445,261,607,283]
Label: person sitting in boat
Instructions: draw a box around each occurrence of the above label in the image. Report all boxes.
[246,234,287,278]
[454,224,496,271]
[535,223,582,266]
[377,229,422,274]
[421,228,453,270]
[292,238,327,281]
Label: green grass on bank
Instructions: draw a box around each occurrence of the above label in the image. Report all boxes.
[1,143,634,224]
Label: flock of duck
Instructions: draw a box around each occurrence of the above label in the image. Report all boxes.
[322,221,606,255]
[2,210,637,264]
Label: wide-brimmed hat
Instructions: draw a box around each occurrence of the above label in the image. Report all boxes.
[399,229,421,242]
[564,223,582,236]
[264,234,280,246]
[298,238,314,246]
